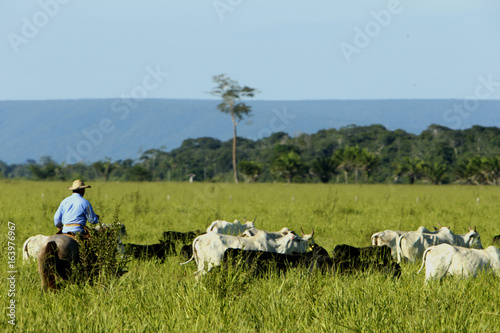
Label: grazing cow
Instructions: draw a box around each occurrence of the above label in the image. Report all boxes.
[222,244,332,276]
[418,244,500,282]
[206,219,255,235]
[371,230,404,260]
[23,234,50,261]
[242,227,291,239]
[493,234,500,245]
[180,244,193,260]
[161,230,201,244]
[124,240,175,262]
[181,228,315,276]
[331,244,401,278]
[371,227,438,260]
[397,226,483,263]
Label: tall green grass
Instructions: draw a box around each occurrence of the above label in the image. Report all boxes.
[1,181,499,332]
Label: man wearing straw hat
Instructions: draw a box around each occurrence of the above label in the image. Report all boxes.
[54,179,100,235]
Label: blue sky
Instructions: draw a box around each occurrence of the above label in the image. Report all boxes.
[1,0,500,101]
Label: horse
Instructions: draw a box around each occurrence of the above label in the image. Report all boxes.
[38,223,127,291]
[38,234,80,291]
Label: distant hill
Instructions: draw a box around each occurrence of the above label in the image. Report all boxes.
[1,98,499,164]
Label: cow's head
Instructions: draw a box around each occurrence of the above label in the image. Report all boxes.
[465,226,483,249]
[242,217,256,228]
[298,228,315,250]
[276,228,314,254]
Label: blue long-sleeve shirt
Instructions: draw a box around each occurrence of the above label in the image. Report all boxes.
[54,193,99,233]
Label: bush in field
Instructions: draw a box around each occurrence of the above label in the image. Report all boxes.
[75,203,128,283]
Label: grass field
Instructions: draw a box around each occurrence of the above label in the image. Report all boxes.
[1,180,500,332]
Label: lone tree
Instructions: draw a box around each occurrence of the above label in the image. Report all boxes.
[209,74,258,183]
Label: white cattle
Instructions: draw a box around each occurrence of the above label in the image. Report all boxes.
[181,229,315,275]
[371,227,436,260]
[242,227,291,239]
[418,244,500,282]
[23,234,50,261]
[397,226,482,263]
[206,219,255,235]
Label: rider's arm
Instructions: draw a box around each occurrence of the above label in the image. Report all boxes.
[54,203,63,228]
[85,203,99,225]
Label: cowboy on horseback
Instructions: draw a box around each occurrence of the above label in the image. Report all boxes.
[54,179,100,238]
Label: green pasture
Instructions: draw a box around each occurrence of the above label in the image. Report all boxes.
[1,180,499,332]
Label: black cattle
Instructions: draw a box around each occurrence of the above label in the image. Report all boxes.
[222,245,332,276]
[493,235,500,245]
[180,244,193,260]
[331,244,400,278]
[123,240,175,262]
[161,230,201,244]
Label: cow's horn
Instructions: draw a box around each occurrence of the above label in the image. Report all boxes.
[251,217,256,223]
[300,228,305,236]
[243,217,247,222]
[311,228,314,237]
[473,225,476,232]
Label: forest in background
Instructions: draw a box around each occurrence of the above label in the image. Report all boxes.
[2,123,500,185]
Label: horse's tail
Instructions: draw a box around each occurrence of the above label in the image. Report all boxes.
[38,241,58,291]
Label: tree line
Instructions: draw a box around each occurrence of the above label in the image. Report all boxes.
[2,123,500,185]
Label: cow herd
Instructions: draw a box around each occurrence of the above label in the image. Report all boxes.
[180,219,402,278]
[372,225,500,282]
[23,220,500,285]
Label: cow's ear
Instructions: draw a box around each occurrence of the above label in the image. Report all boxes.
[433,226,438,231]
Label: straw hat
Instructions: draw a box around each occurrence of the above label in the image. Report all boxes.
[67,179,91,190]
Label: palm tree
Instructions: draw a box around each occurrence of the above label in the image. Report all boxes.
[238,160,263,183]
[273,152,308,183]
[482,156,500,185]
[423,161,447,185]
[335,146,361,184]
[395,157,425,184]
[209,74,258,183]
[467,157,487,185]
[358,149,380,183]
[311,155,339,183]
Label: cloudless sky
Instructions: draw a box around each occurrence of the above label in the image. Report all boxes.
[1,0,500,101]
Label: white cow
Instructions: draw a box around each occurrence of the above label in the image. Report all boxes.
[397,226,482,263]
[418,244,500,282]
[181,229,315,275]
[242,227,291,239]
[206,219,255,235]
[371,227,436,260]
[23,234,50,261]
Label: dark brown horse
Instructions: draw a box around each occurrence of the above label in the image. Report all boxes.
[38,234,80,291]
